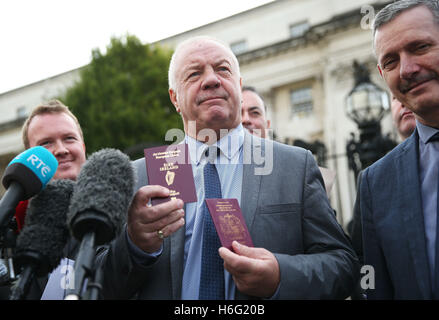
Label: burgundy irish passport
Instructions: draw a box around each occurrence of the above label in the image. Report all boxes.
[144,144,197,205]
[205,198,254,250]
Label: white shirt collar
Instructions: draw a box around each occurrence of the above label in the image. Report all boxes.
[185,124,245,165]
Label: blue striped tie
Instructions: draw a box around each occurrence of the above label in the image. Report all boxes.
[199,147,224,299]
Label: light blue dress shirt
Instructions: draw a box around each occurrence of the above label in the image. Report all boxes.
[417,121,439,285]
[181,124,244,299]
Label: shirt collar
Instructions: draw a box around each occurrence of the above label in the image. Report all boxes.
[185,124,245,165]
[416,120,439,144]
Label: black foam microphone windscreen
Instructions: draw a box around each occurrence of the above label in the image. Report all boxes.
[67,148,135,246]
[10,179,75,300]
[14,179,75,276]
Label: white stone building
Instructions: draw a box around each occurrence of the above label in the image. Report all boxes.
[0,0,397,228]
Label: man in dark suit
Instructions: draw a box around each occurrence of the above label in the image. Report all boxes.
[360,0,439,299]
[349,96,415,300]
[350,95,416,265]
[98,36,358,299]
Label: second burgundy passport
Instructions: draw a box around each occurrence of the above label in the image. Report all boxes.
[205,198,254,250]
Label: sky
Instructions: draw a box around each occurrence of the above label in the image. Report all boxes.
[0,0,273,95]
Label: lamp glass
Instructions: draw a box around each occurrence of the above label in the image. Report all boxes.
[346,82,389,124]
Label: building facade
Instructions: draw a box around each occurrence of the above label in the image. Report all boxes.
[0,0,396,227]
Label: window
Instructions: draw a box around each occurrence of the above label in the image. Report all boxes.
[230,40,247,55]
[289,21,310,38]
[290,87,313,116]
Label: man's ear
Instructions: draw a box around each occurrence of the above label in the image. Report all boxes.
[169,88,180,113]
[266,119,271,129]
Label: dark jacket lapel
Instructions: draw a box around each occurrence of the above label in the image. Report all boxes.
[241,131,263,231]
[397,130,432,298]
[236,132,264,300]
[170,222,185,299]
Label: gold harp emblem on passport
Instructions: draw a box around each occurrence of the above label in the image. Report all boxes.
[219,214,245,241]
[165,170,175,186]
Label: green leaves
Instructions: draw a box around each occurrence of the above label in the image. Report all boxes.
[62,35,182,159]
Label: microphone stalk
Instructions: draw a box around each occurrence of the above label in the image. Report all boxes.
[86,262,104,300]
[65,231,95,300]
[9,253,41,300]
[10,265,35,300]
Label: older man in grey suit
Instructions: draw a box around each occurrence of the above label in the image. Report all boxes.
[97,36,358,299]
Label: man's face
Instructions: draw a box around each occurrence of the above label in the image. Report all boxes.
[375,6,439,127]
[169,39,242,140]
[27,112,86,180]
[241,90,270,138]
[390,96,416,140]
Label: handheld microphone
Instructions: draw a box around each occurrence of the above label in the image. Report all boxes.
[66,148,134,299]
[10,179,75,300]
[0,146,58,235]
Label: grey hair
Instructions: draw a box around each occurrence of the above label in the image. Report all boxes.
[373,0,439,36]
[167,35,241,91]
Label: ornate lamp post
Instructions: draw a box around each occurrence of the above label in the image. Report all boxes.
[345,60,396,180]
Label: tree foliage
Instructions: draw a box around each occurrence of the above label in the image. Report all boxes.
[62,35,182,159]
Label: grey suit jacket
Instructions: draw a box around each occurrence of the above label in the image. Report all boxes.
[98,132,359,299]
[361,130,433,299]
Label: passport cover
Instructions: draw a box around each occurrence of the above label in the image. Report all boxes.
[205,198,254,251]
[144,144,197,205]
